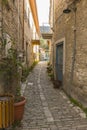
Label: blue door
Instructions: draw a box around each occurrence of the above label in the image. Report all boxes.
[56,43,63,82]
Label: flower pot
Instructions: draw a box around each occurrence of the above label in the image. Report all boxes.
[14,96,26,121]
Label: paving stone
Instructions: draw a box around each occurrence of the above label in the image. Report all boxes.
[41,128,50,130]
[13,62,87,130]
[50,125,58,130]
[80,112,87,118]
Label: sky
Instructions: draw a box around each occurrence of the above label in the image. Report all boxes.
[36,0,50,26]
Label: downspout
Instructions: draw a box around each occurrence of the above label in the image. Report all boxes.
[18,0,19,49]
[70,7,77,83]
[63,1,77,95]
[52,0,55,78]
[22,0,24,50]
[1,0,3,39]
[1,0,4,54]
[68,5,77,95]
[26,42,28,67]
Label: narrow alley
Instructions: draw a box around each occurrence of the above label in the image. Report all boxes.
[16,62,87,130]
[0,1,87,130]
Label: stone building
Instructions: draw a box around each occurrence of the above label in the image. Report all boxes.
[50,0,87,106]
[40,25,53,62]
[0,0,40,65]
[0,0,23,55]
[29,0,40,62]
[0,0,40,93]
[24,0,40,66]
[0,0,24,94]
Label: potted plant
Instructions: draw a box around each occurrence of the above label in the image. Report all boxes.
[14,86,26,121]
[0,47,26,121]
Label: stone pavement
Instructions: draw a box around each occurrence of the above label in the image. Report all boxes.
[17,62,87,130]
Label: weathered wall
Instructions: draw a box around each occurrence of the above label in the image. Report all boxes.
[0,0,24,94]
[2,0,23,49]
[24,12,33,67]
[2,0,34,67]
[53,0,87,106]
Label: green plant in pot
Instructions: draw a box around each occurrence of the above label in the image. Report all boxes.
[14,85,26,121]
[0,48,18,93]
[0,47,26,121]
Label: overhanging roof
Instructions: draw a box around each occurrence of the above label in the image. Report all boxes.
[41,33,53,39]
[29,0,40,36]
[32,40,40,45]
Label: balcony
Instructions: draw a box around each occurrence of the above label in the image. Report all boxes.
[40,25,53,39]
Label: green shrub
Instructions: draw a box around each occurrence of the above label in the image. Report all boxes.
[21,67,30,82]
[0,48,21,95]
[21,61,38,82]
[47,63,52,73]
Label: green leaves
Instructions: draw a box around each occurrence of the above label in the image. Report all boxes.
[0,48,22,90]
[2,0,8,5]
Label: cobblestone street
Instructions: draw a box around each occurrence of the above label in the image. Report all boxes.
[17,62,87,130]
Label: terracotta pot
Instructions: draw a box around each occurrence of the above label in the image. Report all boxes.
[14,96,26,121]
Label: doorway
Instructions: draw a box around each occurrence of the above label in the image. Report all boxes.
[56,42,63,83]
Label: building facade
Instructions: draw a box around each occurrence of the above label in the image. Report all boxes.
[24,0,40,66]
[0,0,40,64]
[0,0,23,94]
[0,0,23,54]
[0,0,40,94]
[40,25,53,62]
[50,0,87,106]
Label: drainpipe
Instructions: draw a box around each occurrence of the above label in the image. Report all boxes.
[70,7,77,82]
[1,1,3,46]
[52,0,55,77]
[26,42,28,67]
[22,0,24,50]
[18,0,19,49]
[63,2,77,95]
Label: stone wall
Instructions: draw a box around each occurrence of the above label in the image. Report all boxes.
[53,0,87,106]
[1,0,34,67]
[0,0,24,94]
[24,11,34,67]
[2,0,23,49]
